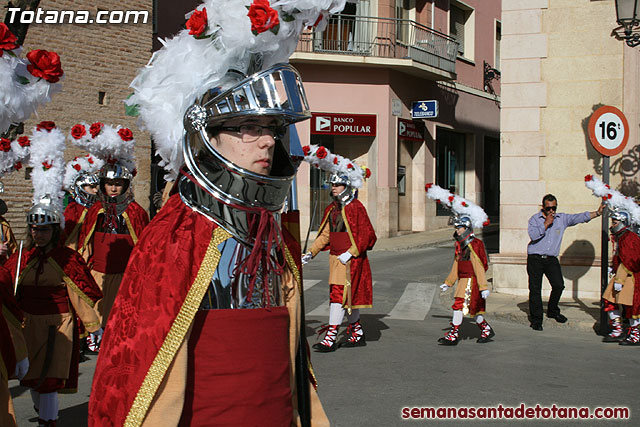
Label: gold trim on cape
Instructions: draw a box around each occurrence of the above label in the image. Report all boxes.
[81,207,104,253]
[341,207,359,257]
[124,227,231,427]
[48,258,96,308]
[122,211,138,244]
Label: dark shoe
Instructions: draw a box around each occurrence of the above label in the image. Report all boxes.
[477,328,496,343]
[312,341,338,352]
[602,335,624,343]
[341,338,366,348]
[548,313,568,323]
[438,337,459,346]
[341,321,366,347]
[531,323,543,331]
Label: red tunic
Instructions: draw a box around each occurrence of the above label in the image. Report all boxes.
[89,194,304,426]
[316,200,376,307]
[61,201,88,248]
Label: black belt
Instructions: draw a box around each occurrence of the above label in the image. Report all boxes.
[529,254,555,259]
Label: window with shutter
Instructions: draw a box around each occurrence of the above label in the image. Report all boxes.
[450,5,465,55]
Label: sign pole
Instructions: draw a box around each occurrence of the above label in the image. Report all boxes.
[600,156,609,336]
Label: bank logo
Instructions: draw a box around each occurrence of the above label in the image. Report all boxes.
[316,116,331,132]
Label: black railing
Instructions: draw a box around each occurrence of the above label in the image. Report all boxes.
[296,15,459,74]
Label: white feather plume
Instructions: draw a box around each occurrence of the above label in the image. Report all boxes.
[126,0,348,178]
[28,124,66,216]
[67,122,136,174]
[584,174,640,226]
[63,154,105,191]
[425,183,489,229]
[302,144,370,188]
[0,47,63,135]
[0,133,30,176]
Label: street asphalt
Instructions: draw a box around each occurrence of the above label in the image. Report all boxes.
[10,228,636,426]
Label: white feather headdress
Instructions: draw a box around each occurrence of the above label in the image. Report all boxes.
[301,144,370,188]
[584,174,640,226]
[0,132,31,177]
[126,0,348,178]
[68,122,136,174]
[63,154,105,191]
[0,24,63,135]
[425,183,489,229]
[28,122,66,217]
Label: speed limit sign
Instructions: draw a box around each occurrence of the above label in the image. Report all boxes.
[588,106,629,156]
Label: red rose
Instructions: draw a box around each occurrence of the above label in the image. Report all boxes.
[462,202,468,207]
[186,8,208,37]
[36,121,56,132]
[365,168,371,179]
[483,220,490,227]
[0,23,19,57]
[302,145,310,156]
[425,183,433,192]
[14,161,22,171]
[333,157,338,165]
[118,128,134,141]
[89,122,104,138]
[602,196,607,202]
[448,195,455,203]
[247,0,280,35]
[347,163,354,169]
[584,174,593,182]
[73,163,82,171]
[26,49,63,83]
[87,156,94,164]
[17,136,30,147]
[436,199,441,204]
[605,184,610,189]
[607,194,612,199]
[42,161,52,170]
[316,146,327,159]
[0,138,11,152]
[71,124,87,140]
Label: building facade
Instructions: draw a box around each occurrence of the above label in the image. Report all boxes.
[494,0,640,298]
[291,0,502,238]
[1,0,153,238]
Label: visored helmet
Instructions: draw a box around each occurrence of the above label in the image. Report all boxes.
[27,195,61,225]
[72,172,99,207]
[452,215,473,230]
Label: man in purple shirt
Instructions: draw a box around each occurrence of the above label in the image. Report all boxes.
[527,194,603,330]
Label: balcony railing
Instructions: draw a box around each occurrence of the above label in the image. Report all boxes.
[295,15,459,74]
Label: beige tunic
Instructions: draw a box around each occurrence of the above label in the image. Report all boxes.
[309,210,358,286]
[444,247,489,299]
[19,259,100,383]
[603,263,635,306]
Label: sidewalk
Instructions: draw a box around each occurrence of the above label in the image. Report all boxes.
[375,226,602,333]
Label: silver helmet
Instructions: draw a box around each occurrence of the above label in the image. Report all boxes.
[610,209,630,235]
[72,172,99,207]
[98,163,134,212]
[453,215,473,230]
[329,173,356,205]
[179,63,311,244]
[27,195,61,225]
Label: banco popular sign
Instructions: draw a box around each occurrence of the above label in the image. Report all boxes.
[311,113,377,136]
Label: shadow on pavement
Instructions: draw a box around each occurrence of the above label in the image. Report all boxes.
[304,314,389,344]
[59,402,88,426]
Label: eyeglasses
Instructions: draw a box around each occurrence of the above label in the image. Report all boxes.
[217,124,286,142]
[543,206,557,212]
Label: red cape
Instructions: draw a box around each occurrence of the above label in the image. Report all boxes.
[89,194,302,426]
[78,200,149,252]
[317,199,376,307]
[615,230,640,311]
[469,238,489,270]
[0,268,22,380]
[61,201,88,246]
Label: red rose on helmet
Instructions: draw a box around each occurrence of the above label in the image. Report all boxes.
[347,163,353,169]
[186,8,208,37]
[247,0,280,35]
[42,161,52,170]
[483,220,490,227]
[26,50,63,83]
[87,156,94,164]
[14,161,22,171]
[462,201,468,207]
[365,168,371,179]
[89,122,104,138]
[333,157,338,165]
[0,138,11,152]
[73,163,82,171]
[316,146,327,159]
[118,128,134,141]
[18,136,30,147]
[0,24,19,56]
[36,121,56,132]
[584,174,593,182]
[448,195,455,203]
[425,183,433,192]
[71,124,87,140]
[302,145,310,156]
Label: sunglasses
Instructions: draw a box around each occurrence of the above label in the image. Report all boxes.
[543,206,557,212]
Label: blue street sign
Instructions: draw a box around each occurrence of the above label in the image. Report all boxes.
[411,100,438,119]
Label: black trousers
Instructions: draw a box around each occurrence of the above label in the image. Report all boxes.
[527,255,565,325]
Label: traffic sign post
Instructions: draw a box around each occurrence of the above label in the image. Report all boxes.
[587,105,629,335]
